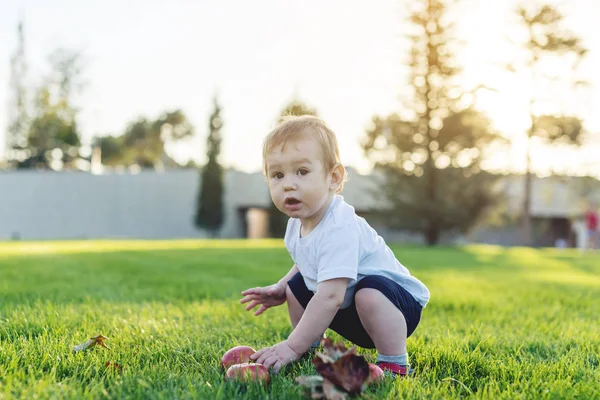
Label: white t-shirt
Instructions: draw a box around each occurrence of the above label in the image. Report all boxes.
[284,195,430,309]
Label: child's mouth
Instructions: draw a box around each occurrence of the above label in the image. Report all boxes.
[284,197,302,211]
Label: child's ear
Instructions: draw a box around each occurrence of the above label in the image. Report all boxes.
[329,163,345,191]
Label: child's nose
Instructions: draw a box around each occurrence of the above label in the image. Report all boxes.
[283,176,297,191]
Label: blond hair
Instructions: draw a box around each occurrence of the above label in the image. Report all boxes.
[262,115,348,192]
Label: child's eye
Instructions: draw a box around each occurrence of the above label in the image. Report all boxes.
[272,172,284,179]
[298,169,309,176]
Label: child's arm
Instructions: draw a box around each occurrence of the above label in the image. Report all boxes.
[286,277,349,355]
[277,264,299,287]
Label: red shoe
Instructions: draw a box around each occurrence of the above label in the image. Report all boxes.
[376,362,414,377]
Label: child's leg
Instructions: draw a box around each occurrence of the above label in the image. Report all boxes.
[350,276,422,375]
[355,288,407,356]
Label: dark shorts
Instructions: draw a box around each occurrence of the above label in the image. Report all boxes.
[287,272,422,349]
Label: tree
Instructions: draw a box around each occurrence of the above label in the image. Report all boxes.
[120,118,160,168]
[6,20,29,165]
[510,4,587,245]
[21,49,85,169]
[269,99,319,237]
[47,48,86,116]
[21,86,80,169]
[195,97,225,237]
[92,135,126,166]
[93,110,194,168]
[362,0,504,245]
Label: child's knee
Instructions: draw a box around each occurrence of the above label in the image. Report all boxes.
[355,288,381,312]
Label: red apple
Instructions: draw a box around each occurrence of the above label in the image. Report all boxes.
[225,363,270,384]
[221,346,256,370]
[367,363,385,384]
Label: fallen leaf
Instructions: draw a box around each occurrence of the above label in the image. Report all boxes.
[313,353,370,395]
[322,379,348,400]
[73,334,109,353]
[297,339,375,399]
[320,338,350,360]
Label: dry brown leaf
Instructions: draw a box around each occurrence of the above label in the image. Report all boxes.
[72,334,109,353]
[296,375,351,400]
[313,353,370,395]
[322,379,348,400]
[320,338,351,360]
[297,339,375,398]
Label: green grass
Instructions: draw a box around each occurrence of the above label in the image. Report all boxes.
[0,240,599,399]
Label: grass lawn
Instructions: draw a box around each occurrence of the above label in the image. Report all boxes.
[0,240,599,399]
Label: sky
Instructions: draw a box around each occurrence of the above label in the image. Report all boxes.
[1,0,599,175]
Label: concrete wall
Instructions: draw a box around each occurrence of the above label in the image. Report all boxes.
[0,168,395,242]
[1,169,598,245]
[0,169,270,240]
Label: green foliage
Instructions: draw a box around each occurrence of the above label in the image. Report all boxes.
[47,48,87,109]
[375,165,501,236]
[94,110,194,169]
[515,5,587,57]
[6,27,87,170]
[195,97,225,236]
[93,135,125,166]
[534,115,584,144]
[0,241,598,399]
[121,118,163,168]
[18,49,85,170]
[362,0,504,245]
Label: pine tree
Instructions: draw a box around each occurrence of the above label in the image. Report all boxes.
[6,20,29,165]
[362,0,503,245]
[195,97,224,237]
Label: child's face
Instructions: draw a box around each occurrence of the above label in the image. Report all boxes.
[265,136,335,224]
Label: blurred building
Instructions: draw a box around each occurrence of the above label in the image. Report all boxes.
[0,169,598,247]
[470,175,599,248]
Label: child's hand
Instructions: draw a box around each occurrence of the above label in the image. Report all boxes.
[250,340,301,373]
[240,282,287,316]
